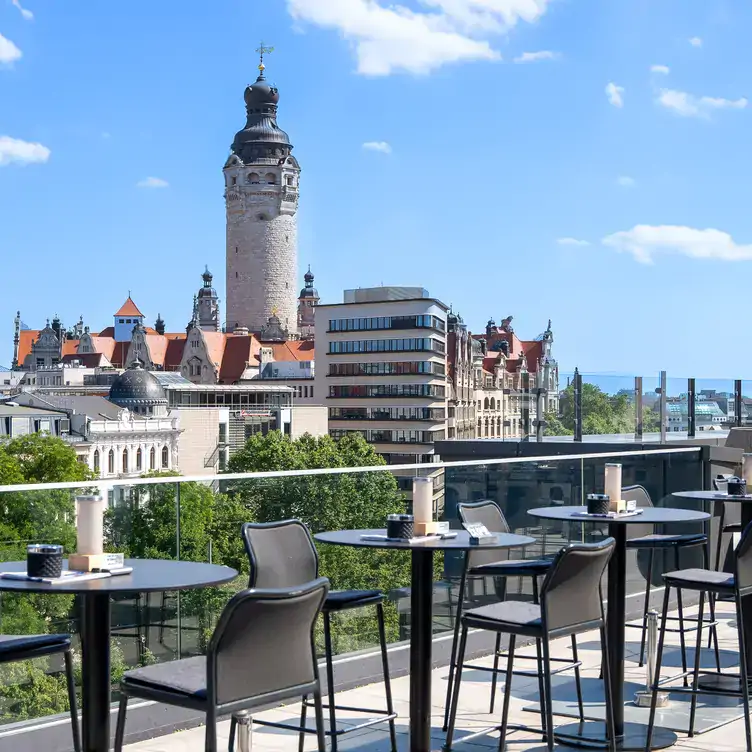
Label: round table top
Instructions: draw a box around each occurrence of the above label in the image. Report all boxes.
[673,490,752,503]
[0,559,238,594]
[315,529,536,551]
[527,505,710,524]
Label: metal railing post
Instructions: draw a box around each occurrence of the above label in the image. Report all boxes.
[175,481,182,658]
[635,376,643,441]
[659,371,667,444]
[688,377,696,438]
[536,388,545,442]
[573,368,583,442]
[735,379,743,427]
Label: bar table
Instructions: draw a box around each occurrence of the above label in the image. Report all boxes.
[314,528,535,752]
[527,505,709,751]
[0,558,237,752]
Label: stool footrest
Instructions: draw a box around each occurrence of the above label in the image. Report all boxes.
[441,721,546,750]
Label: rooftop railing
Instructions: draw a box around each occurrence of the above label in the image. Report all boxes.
[0,444,710,748]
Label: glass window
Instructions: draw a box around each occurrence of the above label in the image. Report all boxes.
[93,450,100,473]
[108,449,114,474]
[161,446,169,469]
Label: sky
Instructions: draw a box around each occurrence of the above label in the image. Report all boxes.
[1,0,751,377]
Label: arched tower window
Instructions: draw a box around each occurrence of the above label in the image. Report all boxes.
[122,449,129,473]
[136,447,143,471]
[490,397,496,410]
[484,397,489,410]
[161,446,169,469]
[150,447,156,470]
[247,172,260,184]
[93,450,100,473]
[265,172,276,184]
[108,449,115,474]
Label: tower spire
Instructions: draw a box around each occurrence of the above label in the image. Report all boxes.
[256,41,274,77]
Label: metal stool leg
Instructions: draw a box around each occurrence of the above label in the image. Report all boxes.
[298,697,307,752]
[702,544,722,672]
[228,716,237,752]
[646,586,671,750]
[688,590,705,737]
[571,634,585,722]
[376,603,398,752]
[443,565,468,732]
[532,579,546,734]
[736,593,752,752]
[489,633,502,714]
[674,548,689,687]
[638,549,654,667]
[64,649,81,752]
[541,636,555,752]
[313,689,327,752]
[323,612,338,752]
[444,625,469,751]
[114,694,128,752]
[497,634,516,752]
[600,625,616,752]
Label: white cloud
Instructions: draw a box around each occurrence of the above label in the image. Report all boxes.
[286,0,554,75]
[362,141,392,154]
[657,88,747,118]
[689,36,703,47]
[602,224,752,265]
[616,175,635,187]
[605,82,624,108]
[650,64,670,75]
[0,33,22,65]
[0,135,50,166]
[12,0,34,21]
[137,176,169,189]
[557,237,591,247]
[513,50,557,64]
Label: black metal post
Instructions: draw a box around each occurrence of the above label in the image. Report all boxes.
[735,379,743,427]
[573,368,583,442]
[687,378,696,438]
[409,549,434,752]
[521,372,531,440]
[81,592,111,752]
[606,523,627,740]
[536,388,545,442]
[635,376,643,441]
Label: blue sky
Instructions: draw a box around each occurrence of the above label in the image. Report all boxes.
[1,0,751,376]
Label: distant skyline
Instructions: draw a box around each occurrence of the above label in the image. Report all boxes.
[2,0,751,375]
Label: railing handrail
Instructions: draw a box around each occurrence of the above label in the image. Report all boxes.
[0,446,702,495]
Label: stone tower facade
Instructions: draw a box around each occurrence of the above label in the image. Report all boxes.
[224,62,300,336]
[197,266,220,332]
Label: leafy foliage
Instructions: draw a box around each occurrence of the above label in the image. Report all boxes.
[545,383,661,436]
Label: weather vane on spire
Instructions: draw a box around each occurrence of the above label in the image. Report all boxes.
[256,42,274,74]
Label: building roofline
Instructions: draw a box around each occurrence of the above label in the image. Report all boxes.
[316,298,449,311]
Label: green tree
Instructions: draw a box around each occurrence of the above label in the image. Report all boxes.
[545,383,661,436]
[226,431,422,649]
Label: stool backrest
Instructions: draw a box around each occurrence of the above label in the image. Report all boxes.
[458,500,512,569]
[622,485,655,540]
[208,577,329,707]
[540,537,615,634]
[241,520,319,589]
[735,521,752,592]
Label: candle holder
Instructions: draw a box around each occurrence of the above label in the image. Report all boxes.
[727,477,747,497]
[386,514,414,540]
[604,463,626,513]
[412,477,437,535]
[586,494,611,516]
[27,544,63,579]
[69,494,108,572]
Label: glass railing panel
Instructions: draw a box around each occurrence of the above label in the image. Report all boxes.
[574,372,641,438]
[693,377,735,437]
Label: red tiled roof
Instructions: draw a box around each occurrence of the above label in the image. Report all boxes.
[114,297,144,317]
[219,334,258,383]
[202,331,228,368]
[60,352,109,368]
[269,340,314,361]
[164,336,187,370]
[16,331,80,364]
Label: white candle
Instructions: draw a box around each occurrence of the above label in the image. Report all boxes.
[412,477,433,524]
[76,495,105,555]
[743,455,752,486]
[604,463,622,504]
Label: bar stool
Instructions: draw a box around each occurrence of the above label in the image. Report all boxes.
[444,537,617,752]
[228,520,397,752]
[442,500,585,734]
[712,475,742,573]
[622,485,719,678]
[645,521,752,750]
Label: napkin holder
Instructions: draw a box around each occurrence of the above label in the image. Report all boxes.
[463,522,496,545]
[68,552,125,572]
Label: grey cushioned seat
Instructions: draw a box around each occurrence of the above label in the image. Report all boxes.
[325,590,383,611]
[627,533,706,549]
[122,655,207,699]
[662,568,735,591]
[463,601,542,631]
[470,559,552,577]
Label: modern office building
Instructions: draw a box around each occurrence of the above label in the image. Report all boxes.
[314,287,448,501]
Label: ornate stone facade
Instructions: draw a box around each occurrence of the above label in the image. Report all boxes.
[224,63,300,336]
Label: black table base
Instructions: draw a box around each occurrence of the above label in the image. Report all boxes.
[81,593,112,752]
[555,721,677,750]
[409,550,434,752]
